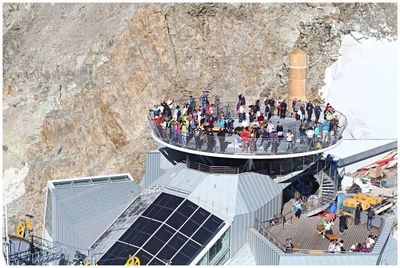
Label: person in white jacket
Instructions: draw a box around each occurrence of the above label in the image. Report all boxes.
[286,130,294,151]
[306,127,315,148]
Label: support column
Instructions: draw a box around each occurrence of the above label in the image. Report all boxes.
[289,48,307,111]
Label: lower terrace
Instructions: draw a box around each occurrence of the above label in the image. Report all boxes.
[257,202,381,254]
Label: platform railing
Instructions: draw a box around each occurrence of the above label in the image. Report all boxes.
[186,159,239,174]
[148,106,347,156]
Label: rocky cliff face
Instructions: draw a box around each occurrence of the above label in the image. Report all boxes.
[3,3,396,235]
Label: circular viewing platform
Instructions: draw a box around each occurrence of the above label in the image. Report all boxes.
[148,106,347,160]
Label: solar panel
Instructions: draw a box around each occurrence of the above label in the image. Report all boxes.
[202,215,224,233]
[143,225,175,255]
[142,193,184,221]
[156,232,186,261]
[166,210,187,229]
[190,207,210,224]
[134,250,152,265]
[98,241,138,265]
[171,252,190,265]
[179,217,201,237]
[149,258,164,265]
[98,192,226,265]
[192,227,213,245]
[179,240,202,260]
[152,193,184,209]
[119,217,161,246]
[142,204,173,222]
[175,200,197,217]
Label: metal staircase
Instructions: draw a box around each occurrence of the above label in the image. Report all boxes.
[303,169,338,217]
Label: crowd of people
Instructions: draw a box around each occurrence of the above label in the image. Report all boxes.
[149,92,341,154]
[350,232,377,253]
[328,238,345,253]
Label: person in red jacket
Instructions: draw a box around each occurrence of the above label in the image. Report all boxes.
[241,127,250,152]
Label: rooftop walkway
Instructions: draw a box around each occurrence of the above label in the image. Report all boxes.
[149,107,347,159]
[260,202,379,253]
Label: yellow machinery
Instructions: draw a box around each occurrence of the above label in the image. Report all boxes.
[16,220,33,239]
[353,193,382,206]
[125,256,140,266]
[343,198,370,210]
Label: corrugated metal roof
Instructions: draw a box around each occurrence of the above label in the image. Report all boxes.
[169,168,208,193]
[379,235,397,265]
[372,216,395,255]
[236,173,289,215]
[188,173,239,221]
[141,151,161,188]
[145,165,289,222]
[52,179,140,254]
[149,162,187,188]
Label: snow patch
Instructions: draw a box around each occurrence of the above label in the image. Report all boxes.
[3,163,29,205]
[319,33,397,139]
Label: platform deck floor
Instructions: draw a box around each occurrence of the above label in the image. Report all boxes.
[264,202,378,252]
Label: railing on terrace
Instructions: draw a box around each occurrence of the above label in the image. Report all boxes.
[253,214,385,255]
[186,160,240,174]
[148,106,347,157]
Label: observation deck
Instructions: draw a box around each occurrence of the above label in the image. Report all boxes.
[148,105,347,160]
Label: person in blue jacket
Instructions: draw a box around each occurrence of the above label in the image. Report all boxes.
[322,120,330,144]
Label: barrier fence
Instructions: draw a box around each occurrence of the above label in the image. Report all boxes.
[148,105,348,157]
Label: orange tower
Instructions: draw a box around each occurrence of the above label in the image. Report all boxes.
[288,48,306,110]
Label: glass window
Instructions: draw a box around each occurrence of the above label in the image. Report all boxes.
[91,177,110,184]
[197,253,208,265]
[208,228,230,265]
[109,175,130,182]
[72,179,91,186]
